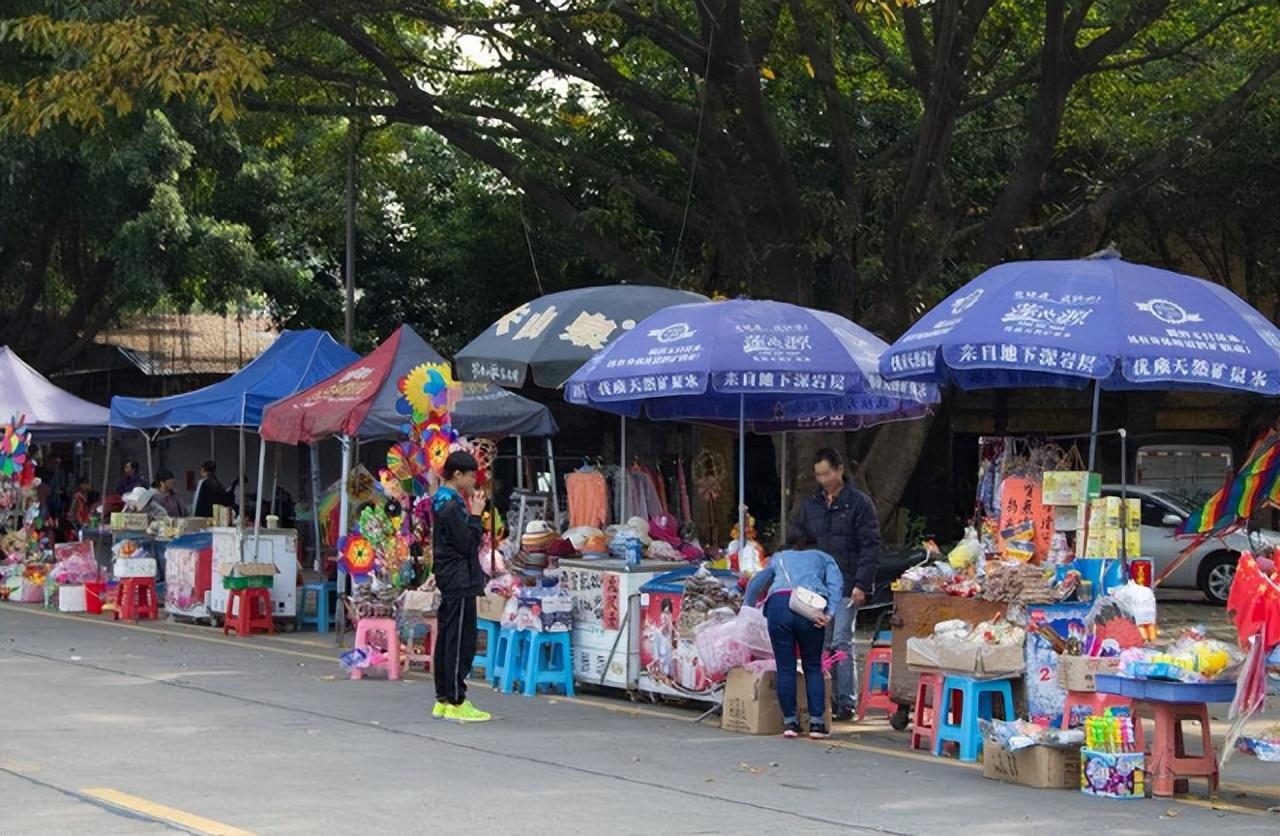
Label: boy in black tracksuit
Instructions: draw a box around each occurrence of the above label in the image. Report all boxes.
[431,451,491,722]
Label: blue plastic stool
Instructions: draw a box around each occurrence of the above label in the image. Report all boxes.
[522,631,575,698]
[934,675,1015,762]
[474,619,501,683]
[297,581,336,633]
[868,650,891,691]
[495,627,532,694]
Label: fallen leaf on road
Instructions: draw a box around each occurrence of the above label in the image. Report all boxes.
[737,763,762,774]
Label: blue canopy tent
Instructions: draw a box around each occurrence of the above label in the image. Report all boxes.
[104,330,358,517]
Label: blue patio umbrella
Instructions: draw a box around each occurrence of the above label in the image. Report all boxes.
[567,299,938,548]
[880,250,1280,465]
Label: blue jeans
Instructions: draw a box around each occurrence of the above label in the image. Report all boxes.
[765,593,826,724]
[825,597,858,714]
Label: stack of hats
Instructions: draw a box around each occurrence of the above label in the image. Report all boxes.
[581,534,610,558]
[518,520,558,569]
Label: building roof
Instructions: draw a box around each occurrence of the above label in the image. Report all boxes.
[94,313,278,376]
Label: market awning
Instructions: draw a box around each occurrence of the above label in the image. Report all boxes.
[260,325,557,444]
[109,330,358,430]
[0,346,110,439]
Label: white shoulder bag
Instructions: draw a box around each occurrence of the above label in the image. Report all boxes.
[777,556,827,622]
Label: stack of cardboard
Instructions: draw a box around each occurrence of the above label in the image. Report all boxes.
[1042,471,1100,534]
[1082,497,1141,558]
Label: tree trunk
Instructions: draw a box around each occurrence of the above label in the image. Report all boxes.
[857,417,935,529]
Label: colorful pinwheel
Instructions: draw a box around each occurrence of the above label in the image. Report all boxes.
[0,415,30,480]
[341,536,376,578]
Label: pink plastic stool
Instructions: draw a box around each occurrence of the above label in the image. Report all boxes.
[404,614,438,673]
[351,617,402,681]
[911,671,944,751]
[1133,699,1218,797]
[858,645,895,720]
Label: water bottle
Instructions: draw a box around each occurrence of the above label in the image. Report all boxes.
[625,536,642,568]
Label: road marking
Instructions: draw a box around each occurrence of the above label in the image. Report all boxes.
[9,605,1276,817]
[83,789,256,836]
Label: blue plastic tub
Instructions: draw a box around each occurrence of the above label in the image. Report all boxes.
[1094,674,1236,704]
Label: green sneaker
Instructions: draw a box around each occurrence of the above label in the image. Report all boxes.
[445,700,492,723]
[432,701,448,719]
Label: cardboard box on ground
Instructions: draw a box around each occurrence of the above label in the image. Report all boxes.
[721,667,833,735]
[476,593,506,622]
[1056,654,1122,692]
[983,742,1082,790]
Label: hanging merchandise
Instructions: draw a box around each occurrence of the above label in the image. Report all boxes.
[342,535,376,580]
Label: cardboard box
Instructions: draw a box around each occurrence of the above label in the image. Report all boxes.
[979,643,1026,677]
[1053,504,1087,533]
[983,743,1082,789]
[476,593,507,622]
[217,561,277,578]
[937,643,981,674]
[1080,749,1145,799]
[721,668,833,735]
[113,557,156,578]
[116,513,149,531]
[1057,654,1122,692]
[1042,472,1101,506]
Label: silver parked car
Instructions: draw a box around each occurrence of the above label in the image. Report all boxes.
[1101,484,1279,606]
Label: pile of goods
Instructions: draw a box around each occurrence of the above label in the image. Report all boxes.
[906,617,1026,677]
[981,561,1056,605]
[982,717,1083,752]
[1117,627,1241,684]
[678,566,741,637]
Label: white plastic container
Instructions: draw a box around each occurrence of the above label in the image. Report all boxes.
[58,585,87,612]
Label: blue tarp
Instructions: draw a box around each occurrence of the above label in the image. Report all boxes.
[110,330,359,430]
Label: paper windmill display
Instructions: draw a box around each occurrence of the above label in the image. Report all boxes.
[398,363,456,424]
[424,427,455,475]
[341,535,376,578]
[0,415,31,480]
[386,441,428,494]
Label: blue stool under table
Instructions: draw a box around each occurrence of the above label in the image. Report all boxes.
[474,618,501,683]
[522,631,575,698]
[933,675,1015,762]
[495,627,532,694]
[297,581,336,633]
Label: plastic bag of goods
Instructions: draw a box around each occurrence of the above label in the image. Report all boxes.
[694,606,772,677]
[948,527,982,570]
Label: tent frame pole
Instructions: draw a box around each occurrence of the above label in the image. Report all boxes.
[252,439,267,562]
[309,444,323,572]
[335,433,353,644]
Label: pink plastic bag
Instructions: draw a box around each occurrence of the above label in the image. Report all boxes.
[694,606,774,677]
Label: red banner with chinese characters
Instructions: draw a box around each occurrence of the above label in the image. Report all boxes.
[997,476,1055,563]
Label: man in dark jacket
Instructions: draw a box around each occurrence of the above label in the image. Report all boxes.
[192,461,230,518]
[431,451,490,723]
[790,447,881,720]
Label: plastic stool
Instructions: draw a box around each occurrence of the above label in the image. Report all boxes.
[224,588,275,637]
[911,671,944,751]
[858,645,894,720]
[1132,699,1219,797]
[350,618,402,681]
[113,577,159,623]
[403,614,438,673]
[934,675,1015,762]
[474,619,501,682]
[297,581,336,633]
[495,627,532,694]
[522,632,575,698]
[1061,690,1145,750]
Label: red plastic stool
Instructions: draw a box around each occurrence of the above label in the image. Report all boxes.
[911,671,944,751]
[858,645,895,720]
[113,577,159,623]
[351,617,402,681]
[224,588,275,637]
[1060,690,1145,751]
[1132,699,1219,797]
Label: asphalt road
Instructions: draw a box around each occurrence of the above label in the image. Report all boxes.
[1,603,1276,836]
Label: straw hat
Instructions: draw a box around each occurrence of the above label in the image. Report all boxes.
[522,520,558,552]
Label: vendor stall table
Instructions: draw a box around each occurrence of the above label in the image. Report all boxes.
[1095,674,1237,798]
[208,527,298,623]
[560,558,686,692]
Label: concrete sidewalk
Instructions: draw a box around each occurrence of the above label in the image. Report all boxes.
[1,603,1276,835]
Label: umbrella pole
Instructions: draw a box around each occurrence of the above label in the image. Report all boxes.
[546,437,558,526]
[335,433,352,644]
[309,444,323,572]
[1087,379,1101,472]
[779,431,787,548]
[144,432,154,484]
[738,394,746,555]
[252,439,266,562]
[516,435,525,490]
[619,415,627,522]
[101,426,113,506]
